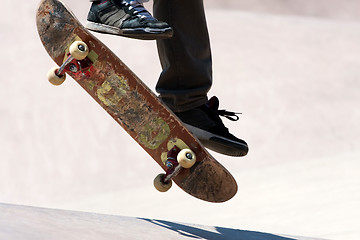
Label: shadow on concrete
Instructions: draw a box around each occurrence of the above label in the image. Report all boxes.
[141,218,297,240]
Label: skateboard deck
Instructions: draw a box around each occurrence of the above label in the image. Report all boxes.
[36,0,237,202]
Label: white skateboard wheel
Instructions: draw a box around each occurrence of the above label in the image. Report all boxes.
[47,67,66,86]
[177,149,196,169]
[69,41,89,60]
[153,173,172,192]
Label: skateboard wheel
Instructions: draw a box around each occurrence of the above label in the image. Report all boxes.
[153,173,172,192]
[47,67,66,86]
[69,41,89,60]
[177,149,196,169]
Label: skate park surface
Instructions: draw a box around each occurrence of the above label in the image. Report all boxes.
[1,0,359,239]
[1,203,326,240]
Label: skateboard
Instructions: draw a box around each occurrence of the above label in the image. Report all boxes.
[36,0,237,202]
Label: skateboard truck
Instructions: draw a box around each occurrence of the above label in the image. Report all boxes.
[47,41,91,86]
[153,146,196,192]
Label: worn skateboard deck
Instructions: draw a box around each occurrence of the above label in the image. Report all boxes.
[36,0,237,202]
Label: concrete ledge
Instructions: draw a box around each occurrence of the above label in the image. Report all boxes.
[0,203,326,240]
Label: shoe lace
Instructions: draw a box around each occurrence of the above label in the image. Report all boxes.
[121,0,153,19]
[218,110,241,121]
[206,96,241,122]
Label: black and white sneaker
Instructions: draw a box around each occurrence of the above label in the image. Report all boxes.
[176,97,249,157]
[86,0,173,40]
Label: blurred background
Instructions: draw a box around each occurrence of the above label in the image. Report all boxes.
[1,0,360,239]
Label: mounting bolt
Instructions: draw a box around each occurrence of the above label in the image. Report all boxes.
[165,161,174,169]
[69,63,78,73]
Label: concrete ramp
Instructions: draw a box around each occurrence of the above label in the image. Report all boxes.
[0,203,325,240]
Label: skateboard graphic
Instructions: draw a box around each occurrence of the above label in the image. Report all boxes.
[36,0,237,202]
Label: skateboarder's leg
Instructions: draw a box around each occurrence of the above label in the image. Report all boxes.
[87,0,173,40]
[153,0,248,157]
[153,0,212,112]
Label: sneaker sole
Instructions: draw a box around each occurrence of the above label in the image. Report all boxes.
[184,124,249,157]
[86,21,173,40]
